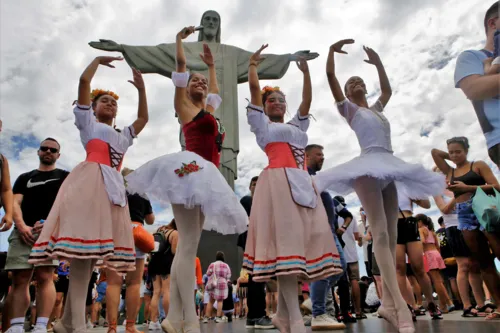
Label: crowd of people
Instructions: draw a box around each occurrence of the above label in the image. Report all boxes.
[0,2,499,333]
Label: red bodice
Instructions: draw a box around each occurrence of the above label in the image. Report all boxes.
[182,110,225,167]
[85,139,124,171]
[264,142,306,170]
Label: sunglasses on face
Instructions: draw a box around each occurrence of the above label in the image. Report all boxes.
[39,146,58,153]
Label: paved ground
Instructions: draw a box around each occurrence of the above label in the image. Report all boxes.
[91,312,499,333]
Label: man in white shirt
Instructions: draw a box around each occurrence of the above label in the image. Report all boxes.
[339,201,364,319]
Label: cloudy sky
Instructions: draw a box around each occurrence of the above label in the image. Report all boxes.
[0,0,497,266]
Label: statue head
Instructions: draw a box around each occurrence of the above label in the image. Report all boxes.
[198,10,221,43]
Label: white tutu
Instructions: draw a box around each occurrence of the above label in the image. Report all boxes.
[315,148,445,199]
[125,151,248,235]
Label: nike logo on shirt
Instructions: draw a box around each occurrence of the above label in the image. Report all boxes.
[26,178,60,188]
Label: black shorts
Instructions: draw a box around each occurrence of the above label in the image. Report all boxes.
[397,218,420,245]
[442,265,458,280]
[406,263,415,276]
[446,226,471,258]
[55,275,69,294]
[488,143,500,167]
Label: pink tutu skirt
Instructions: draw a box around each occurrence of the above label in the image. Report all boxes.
[424,250,446,271]
[243,168,343,282]
[29,162,135,273]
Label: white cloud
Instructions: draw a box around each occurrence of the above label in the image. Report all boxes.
[0,0,496,241]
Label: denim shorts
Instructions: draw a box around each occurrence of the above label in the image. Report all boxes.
[456,200,483,231]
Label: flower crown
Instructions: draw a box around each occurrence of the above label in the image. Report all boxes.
[91,89,119,101]
[261,86,283,95]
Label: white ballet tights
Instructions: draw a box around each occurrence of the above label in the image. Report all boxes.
[60,259,96,332]
[353,178,411,325]
[277,275,305,333]
[168,204,205,329]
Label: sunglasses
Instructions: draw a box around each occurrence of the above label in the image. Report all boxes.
[39,146,59,153]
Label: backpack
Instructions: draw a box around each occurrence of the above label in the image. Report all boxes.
[151,229,174,260]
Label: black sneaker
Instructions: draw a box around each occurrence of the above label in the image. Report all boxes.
[254,317,275,329]
[246,318,256,328]
[342,312,357,323]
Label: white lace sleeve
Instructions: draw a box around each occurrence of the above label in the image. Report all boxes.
[121,125,137,147]
[73,104,94,130]
[246,103,269,142]
[336,99,359,124]
[206,93,222,110]
[172,72,190,88]
[287,111,310,132]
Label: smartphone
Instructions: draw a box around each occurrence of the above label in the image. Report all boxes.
[195,26,204,31]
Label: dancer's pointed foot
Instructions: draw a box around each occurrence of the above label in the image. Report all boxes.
[289,319,306,333]
[125,320,143,333]
[397,307,415,333]
[272,316,290,333]
[377,305,398,328]
[160,319,183,333]
[53,321,71,333]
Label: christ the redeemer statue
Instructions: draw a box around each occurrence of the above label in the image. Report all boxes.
[89,9,318,190]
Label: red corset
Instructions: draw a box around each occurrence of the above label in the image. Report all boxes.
[265,142,305,170]
[183,110,225,167]
[85,139,124,171]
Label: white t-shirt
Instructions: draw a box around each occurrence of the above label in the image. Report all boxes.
[341,217,359,264]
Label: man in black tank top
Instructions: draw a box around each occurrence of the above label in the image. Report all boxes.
[237,176,274,329]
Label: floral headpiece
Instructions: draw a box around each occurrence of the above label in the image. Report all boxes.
[91,89,119,102]
[261,86,282,95]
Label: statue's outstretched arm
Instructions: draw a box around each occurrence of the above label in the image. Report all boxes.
[89,39,124,52]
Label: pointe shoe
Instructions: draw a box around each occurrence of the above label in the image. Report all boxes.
[396,308,415,333]
[377,306,398,329]
[160,319,183,333]
[53,321,70,333]
[272,316,290,333]
[289,319,306,333]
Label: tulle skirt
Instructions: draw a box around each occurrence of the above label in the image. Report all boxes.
[314,148,446,198]
[28,162,136,273]
[125,151,248,235]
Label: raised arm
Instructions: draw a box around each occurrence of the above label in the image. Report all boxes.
[326,39,354,103]
[248,44,268,107]
[199,44,218,94]
[431,148,452,176]
[363,46,392,107]
[0,155,13,232]
[127,68,149,135]
[174,27,195,113]
[296,58,312,117]
[78,56,123,106]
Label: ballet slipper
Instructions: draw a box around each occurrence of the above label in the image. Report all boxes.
[272,316,290,333]
[182,321,201,333]
[126,320,143,333]
[377,305,398,328]
[161,318,183,333]
[289,319,306,333]
[396,308,415,333]
[106,321,118,333]
[53,321,71,333]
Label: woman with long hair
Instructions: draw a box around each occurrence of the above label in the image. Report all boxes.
[415,214,454,312]
[28,55,149,332]
[124,27,247,333]
[243,44,343,333]
[318,39,445,333]
[432,136,500,320]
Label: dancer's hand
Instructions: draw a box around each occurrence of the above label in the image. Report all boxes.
[0,214,12,232]
[128,68,145,90]
[295,57,309,73]
[199,43,215,66]
[32,220,44,235]
[330,39,355,54]
[177,26,195,39]
[363,46,382,66]
[18,223,35,245]
[96,56,123,68]
[250,44,268,67]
